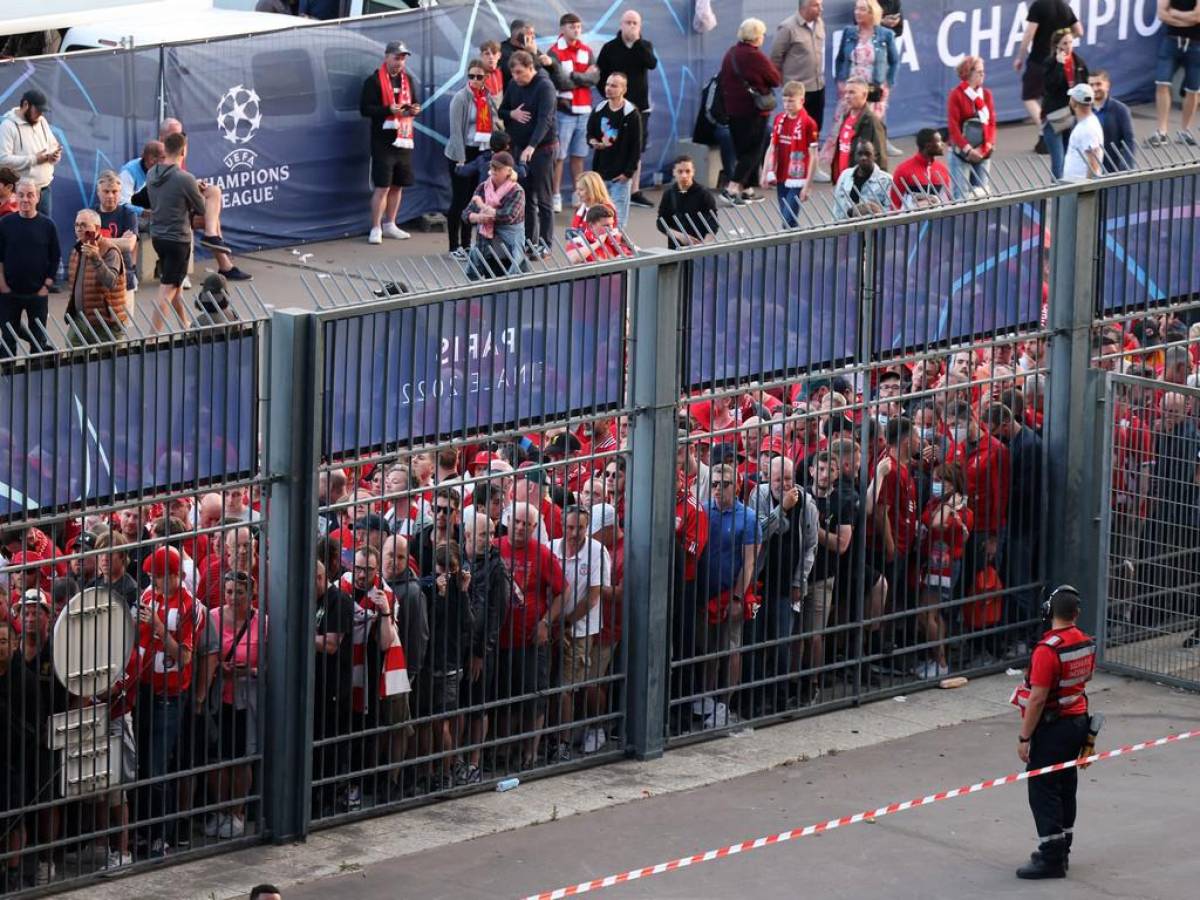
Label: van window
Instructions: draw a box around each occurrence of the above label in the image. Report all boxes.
[325,47,378,112]
[250,49,316,117]
[52,50,160,121]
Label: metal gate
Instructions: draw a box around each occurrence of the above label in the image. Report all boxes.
[1097,373,1200,689]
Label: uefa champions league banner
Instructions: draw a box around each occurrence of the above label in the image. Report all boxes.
[0,336,257,516]
[322,273,626,457]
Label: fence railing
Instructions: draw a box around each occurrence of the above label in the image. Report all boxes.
[1,161,1198,896]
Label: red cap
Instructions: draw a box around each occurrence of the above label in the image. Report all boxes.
[142,546,182,577]
[471,451,494,471]
[758,435,785,457]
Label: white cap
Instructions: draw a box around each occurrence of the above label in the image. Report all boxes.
[1067,83,1094,105]
[588,503,618,534]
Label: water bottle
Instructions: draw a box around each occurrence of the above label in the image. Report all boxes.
[496,777,520,793]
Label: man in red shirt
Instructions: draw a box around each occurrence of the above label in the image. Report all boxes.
[943,399,1010,574]
[867,417,920,621]
[565,204,633,263]
[497,501,566,767]
[889,128,951,210]
[1014,586,1094,879]
[134,546,196,856]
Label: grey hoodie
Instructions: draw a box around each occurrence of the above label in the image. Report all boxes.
[145,162,205,243]
[0,108,59,188]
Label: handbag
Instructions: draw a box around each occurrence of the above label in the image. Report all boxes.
[1045,106,1074,134]
[961,116,985,148]
[730,48,776,113]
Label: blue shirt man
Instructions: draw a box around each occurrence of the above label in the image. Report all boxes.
[1088,71,1136,172]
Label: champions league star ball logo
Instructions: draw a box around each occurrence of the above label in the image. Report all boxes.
[216,85,262,145]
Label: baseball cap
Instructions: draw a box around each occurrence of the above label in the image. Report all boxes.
[471,450,495,471]
[142,546,182,577]
[588,503,618,535]
[490,151,516,170]
[20,89,49,112]
[546,433,583,457]
[19,588,51,612]
[709,444,741,465]
[1067,83,1094,105]
[384,41,412,56]
[758,435,785,457]
[353,513,391,534]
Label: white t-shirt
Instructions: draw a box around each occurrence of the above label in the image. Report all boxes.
[1062,113,1104,182]
[551,537,611,638]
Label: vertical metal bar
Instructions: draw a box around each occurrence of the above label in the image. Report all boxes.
[263,310,320,840]
[624,261,681,760]
[1045,188,1102,636]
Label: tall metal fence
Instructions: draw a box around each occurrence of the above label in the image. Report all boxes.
[1,161,1198,895]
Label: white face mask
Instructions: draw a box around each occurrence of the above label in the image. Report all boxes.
[877,413,890,428]
[930,481,945,498]
[950,425,968,444]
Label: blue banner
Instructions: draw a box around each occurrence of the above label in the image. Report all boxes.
[874,201,1046,351]
[323,273,626,456]
[1098,172,1200,312]
[686,235,862,387]
[0,334,257,516]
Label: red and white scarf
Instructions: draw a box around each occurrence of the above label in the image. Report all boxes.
[471,84,493,147]
[340,572,409,712]
[961,83,989,124]
[772,112,813,187]
[479,176,518,239]
[378,64,414,149]
[550,36,594,114]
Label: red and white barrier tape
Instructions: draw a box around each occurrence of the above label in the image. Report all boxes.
[523,728,1199,900]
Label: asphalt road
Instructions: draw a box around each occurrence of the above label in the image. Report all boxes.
[284,687,1200,900]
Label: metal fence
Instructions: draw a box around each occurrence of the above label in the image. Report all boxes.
[2,160,1199,896]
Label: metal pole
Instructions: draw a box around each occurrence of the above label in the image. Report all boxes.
[1045,189,1103,636]
[623,257,681,760]
[263,309,321,841]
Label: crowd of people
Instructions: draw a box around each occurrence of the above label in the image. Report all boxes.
[4,299,1198,888]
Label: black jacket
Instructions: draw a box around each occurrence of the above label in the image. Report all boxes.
[359,68,422,149]
[468,548,509,659]
[422,575,473,675]
[499,71,559,152]
[596,34,658,111]
[587,99,643,181]
[386,570,430,682]
[655,182,718,247]
[1041,54,1089,118]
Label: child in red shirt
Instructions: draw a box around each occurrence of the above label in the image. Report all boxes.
[762,82,818,229]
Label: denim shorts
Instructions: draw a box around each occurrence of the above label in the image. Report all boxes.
[556,110,590,159]
[1155,34,1200,93]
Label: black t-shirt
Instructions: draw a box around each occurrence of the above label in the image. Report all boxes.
[315,586,354,708]
[1027,1,1078,62]
[86,573,140,610]
[1167,0,1200,39]
[811,484,859,583]
[0,212,61,294]
[95,204,139,289]
[0,662,41,775]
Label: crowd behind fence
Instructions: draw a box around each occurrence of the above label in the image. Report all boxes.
[0,163,1197,895]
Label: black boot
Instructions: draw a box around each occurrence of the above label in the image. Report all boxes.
[1029,849,1069,872]
[1017,852,1066,879]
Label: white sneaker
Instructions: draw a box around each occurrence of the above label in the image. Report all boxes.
[936,662,950,678]
[204,814,224,837]
[691,697,715,718]
[552,194,563,213]
[582,727,608,754]
[382,223,410,240]
[106,850,133,869]
[217,814,245,839]
[35,861,55,885]
[704,701,732,729]
[346,785,362,811]
[812,168,832,184]
[367,226,383,245]
[914,660,939,680]
[181,275,192,289]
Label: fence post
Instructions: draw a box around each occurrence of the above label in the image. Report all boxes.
[1045,188,1105,636]
[623,256,682,760]
[263,309,321,841]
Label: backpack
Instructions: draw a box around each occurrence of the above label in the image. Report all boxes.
[699,72,728,128]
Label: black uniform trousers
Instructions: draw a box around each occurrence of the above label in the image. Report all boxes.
[1027,713,1089,860]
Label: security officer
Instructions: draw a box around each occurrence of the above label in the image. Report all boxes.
[1011,585,1096,879]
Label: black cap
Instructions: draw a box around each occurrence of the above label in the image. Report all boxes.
[546,433,583,457]
[353,513,391,534]
[709,444,741,465]
[21,89,49,111]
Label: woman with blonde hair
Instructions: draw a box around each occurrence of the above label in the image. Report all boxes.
[824,0,899,168]
[716,17,782,204]
[567,171,616,239]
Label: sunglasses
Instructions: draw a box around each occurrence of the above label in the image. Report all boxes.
[435,505,453,514]
[467,73,485,81]
[712,480,736,488]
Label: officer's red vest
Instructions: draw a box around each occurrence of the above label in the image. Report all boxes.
[1011,626,1095,720]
